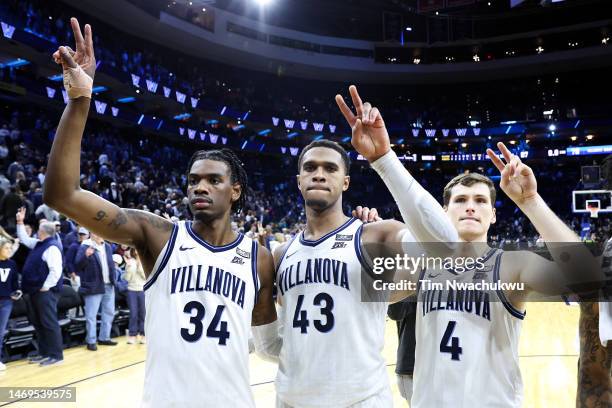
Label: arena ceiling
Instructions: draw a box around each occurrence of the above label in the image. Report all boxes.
[149,0,607,41]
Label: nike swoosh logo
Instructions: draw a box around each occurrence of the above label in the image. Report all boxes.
[428,273,441,278]
[285,250,299,259]
[179,245,195,251]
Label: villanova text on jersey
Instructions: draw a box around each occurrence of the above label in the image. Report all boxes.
[419,285,491,321]
[170,264,247,309]
[277,258,350,296]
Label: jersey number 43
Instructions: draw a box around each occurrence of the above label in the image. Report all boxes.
[293,292,335,334]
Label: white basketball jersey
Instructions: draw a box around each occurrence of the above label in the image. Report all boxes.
[142,221,259,408]
[412,249,524,408]
[275,217,390,407]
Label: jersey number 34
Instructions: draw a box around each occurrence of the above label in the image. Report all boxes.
[181,301,230,345]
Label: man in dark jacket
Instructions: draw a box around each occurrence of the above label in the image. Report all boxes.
[65,227,89,278]
[16,210,64,366]
[75,232,117,351]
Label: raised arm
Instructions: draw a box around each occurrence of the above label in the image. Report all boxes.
[335,85,458,252]
[42,18,171,273]
[487,142,600,307]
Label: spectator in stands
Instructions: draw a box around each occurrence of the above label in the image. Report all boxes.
[65,227,89,281]
[123,248,146,345]
[101,181,122,206]
[15,208,64,366]
[34,203,60,222]
[0,186,24,234]
[0,238,22,371]
[75,232,117,351]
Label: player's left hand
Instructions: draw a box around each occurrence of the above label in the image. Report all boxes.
[487,142,538,206]
[335,85,390,163]
[352,206,383,223]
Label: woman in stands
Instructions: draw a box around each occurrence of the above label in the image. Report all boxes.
[123,248,146,345]
[0,238,22,371]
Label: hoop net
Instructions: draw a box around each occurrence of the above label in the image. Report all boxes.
[588,206,599,218]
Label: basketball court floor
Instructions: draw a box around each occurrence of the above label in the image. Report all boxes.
[0,302,579,407]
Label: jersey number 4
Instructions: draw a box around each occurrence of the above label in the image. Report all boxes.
[440,320,462,361]
[293,292,334,334]
[181,301,230,345]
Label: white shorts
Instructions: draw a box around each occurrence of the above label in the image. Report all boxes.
[275,387,393,408]
[396,374,413,404]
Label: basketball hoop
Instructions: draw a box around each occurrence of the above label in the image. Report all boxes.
[588,206,599,218]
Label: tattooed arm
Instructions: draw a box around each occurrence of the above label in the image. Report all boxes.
[43,85,171,275]
[577,302,612,408]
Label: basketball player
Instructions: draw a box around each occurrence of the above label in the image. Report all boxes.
[405,142,598,407]
[43,18,277,407]
[251,85,459,407]
[577,154,612,408]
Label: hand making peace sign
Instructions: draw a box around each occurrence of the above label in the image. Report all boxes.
[52,18,96,86]
[487,142,538,206]
[335,85,390,163]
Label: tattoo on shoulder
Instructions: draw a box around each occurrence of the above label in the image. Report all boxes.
[125,209,173,232]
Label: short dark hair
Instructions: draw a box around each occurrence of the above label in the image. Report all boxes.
[297,139,351,174]
[186,149,248,214]
[443,173,496,206]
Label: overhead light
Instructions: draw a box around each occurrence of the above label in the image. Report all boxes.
[202,7,206,11]
[586,134,594,140]
[509,140,516,145]
[461,143,467,148]
[405,27,412,31]
[570,136,577,141]
[548,124,556,131]
[413,58,421,64]
[255,0,273,5]
[473,54,480,62]
[602,37,609,44]
[536,46,544,54]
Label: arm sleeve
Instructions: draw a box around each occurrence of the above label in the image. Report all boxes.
[41,246,63,290]
[16,224,38,249]
[252,319,282,363]
[371,150,458,245]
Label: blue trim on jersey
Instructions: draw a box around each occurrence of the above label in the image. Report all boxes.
[251,241,259,305]
[493,252,526,320]
[354,223,376,279]
[299,217,357,247]
[444,247,498,275]
[275,234,298,273]
[186,221,244,252]
[144,223,179,291]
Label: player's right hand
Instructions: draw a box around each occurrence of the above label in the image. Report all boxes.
[335,85,390,163]
[53,17,96,81]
